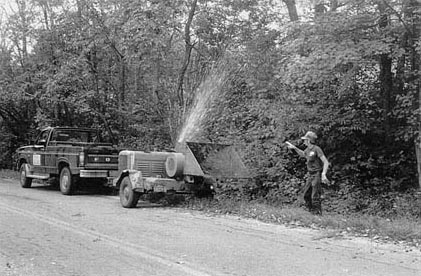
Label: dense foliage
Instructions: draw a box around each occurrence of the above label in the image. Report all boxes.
[0,0,420,217]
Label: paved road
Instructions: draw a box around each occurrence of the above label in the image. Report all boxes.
[0,177,420,276]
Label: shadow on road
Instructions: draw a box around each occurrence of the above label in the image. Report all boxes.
[135,201,167,208]
[30,180,117,196]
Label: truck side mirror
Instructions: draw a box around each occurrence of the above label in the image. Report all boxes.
[38,139,47,145]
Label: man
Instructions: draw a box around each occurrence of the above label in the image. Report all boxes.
[286,131,329,215]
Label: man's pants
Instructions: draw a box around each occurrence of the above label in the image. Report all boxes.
[303,172,322,215]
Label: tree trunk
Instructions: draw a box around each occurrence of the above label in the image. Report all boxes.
[377,2,394,145]
[379,54,393,143]
[14,0,29,67]
[417,140,421,188]
[330,0,338,11]
[120,59,125,108]
[405,0,421,188]
[282,0,299,21]
[176,0,198,108]
[416,10,421,189]
[416,57,421,189]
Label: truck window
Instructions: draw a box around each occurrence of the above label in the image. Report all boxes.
[50,129,100,143]
[51,131,69,142]
[35,130,50,145]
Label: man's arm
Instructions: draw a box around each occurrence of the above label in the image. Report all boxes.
[320,155,329,183]
[286,142,305,158]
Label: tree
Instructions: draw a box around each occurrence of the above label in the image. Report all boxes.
[1,0,420,210]
[405,0,421,187]
[377,1,394,145]
[176,0,197,108]
[282,0,299,21]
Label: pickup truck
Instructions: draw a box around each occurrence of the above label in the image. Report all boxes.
[15,126,119,195]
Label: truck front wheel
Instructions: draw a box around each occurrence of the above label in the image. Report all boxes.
[60,167,74,195]
[119,176,140,208]
[19,163,32,188]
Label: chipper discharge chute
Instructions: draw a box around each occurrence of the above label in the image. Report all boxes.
[175,142,251,179]
[113,141,251,208]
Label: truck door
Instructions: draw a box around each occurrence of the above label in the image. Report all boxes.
[45,129,61,174]
[32,130,50,174]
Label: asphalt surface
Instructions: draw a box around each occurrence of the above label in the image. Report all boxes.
[0,177,420,276]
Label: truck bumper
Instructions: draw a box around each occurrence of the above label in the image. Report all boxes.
[80,170,118,178]
[135,177,187,193]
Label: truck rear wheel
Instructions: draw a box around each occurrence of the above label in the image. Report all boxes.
[19,163,32,188]
[119,176,140,208]
[60,167,74,195]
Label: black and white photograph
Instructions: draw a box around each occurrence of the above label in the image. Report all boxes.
[0,0,420,275]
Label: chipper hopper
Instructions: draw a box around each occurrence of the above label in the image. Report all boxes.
[113,141,251,208]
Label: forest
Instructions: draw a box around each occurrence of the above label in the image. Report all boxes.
[0,0,420,218]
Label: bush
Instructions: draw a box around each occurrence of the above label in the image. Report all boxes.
[391,190,421,219]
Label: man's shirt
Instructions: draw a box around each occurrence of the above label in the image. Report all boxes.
[304,144,325,173]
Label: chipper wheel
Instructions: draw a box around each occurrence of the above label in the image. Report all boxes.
[119,176,140,208]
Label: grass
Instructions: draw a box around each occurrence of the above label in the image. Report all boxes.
[0,169,19,179]
[183,197,421,247]
[1,169,420,247]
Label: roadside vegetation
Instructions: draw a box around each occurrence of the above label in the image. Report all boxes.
[182,186,421,248]
[1,1,421,248]
[184,196,421,248]
[0,169,18,179]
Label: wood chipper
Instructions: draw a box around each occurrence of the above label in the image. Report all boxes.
[112,141,251,208]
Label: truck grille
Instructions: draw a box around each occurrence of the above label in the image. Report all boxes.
[135,160,166,177]
[87,155,119,164]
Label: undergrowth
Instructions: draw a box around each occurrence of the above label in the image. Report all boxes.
[183,196,421,247]
[0,169,19,179]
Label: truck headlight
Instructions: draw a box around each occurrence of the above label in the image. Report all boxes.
[79,152,85,166]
